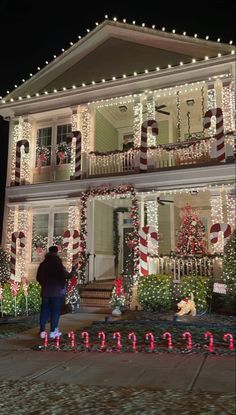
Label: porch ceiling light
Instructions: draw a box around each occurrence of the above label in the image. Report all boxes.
[186,99,195,106]
[119,105,128,112]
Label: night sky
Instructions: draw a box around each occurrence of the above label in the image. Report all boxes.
[0,0,235,240]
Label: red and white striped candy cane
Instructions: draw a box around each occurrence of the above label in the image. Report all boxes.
[14,140,30,185]
[63,229,80,269]
[140,120,158,172]
[203,107,225,162]
[210,223,231,244]
[10,231,26,278]
[67,131,82,179]
[139,226,158,275]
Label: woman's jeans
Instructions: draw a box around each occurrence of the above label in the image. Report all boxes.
[40,296,61,332]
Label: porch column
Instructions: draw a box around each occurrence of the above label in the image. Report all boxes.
[133,96,143,148]
[210,188,224,253]
[87,198,95,282]
[225,188,235,232]
[17,205,31,280]
[66,201,80,270]
[10,117,32,186]
[146,196,159,274]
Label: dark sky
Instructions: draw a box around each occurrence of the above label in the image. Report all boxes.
[0,0,235,240]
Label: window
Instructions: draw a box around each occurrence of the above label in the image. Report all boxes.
[36,127,52,166]
[56,124,72,164]
[31,214,49,262]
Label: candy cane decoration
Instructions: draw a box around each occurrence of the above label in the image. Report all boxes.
[145,332,154,351]
[128,332,137,351]
[81,331,89,350]
[113,332,122,351]
[10,231,26,279]
[204,331,214,353]
[67,131,82,179]
[203,107,225,162]
[210,223,231,245]
[56,335,60,350]
[63,229,80,269]
[183,331,192,350]
[44,332,48,348]
[14,139,30,185]
[140,119,158,172]
[68,331,75,348]
[139,226,158,275]
[98,331,106,350]
[223,333,234,351]
[163,332,173,350]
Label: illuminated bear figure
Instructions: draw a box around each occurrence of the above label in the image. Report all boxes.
[176,292,196,316]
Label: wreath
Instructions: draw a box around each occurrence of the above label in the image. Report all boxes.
[32,235,48,255]
[36,145,50,160]
[55,142,71,157]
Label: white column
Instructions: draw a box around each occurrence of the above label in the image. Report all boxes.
[225,188,235,232]
[17,205,31,280]
[210,189,224,253]
[87,198,95,282]
[133,96,143,147]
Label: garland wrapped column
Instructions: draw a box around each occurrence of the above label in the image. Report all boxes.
[210,190,224,253]
[10,118,32,186]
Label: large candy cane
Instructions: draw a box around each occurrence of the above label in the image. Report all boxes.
[139,226,158,275]
[210,223,231,245]
[10,231,26,279]
[67,131,82,179]
[203,108,225,162]
[140,120,158,172]
[14,140,29,186]
[63,229,80,269]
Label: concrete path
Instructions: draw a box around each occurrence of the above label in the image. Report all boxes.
[0,312,235,393]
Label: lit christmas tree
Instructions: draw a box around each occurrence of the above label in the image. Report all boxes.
[222,230,236,304]
[175,204,207,256]
[0,247,10,284]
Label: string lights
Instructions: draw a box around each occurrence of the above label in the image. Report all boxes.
[210,190,224,253]
[133,97,143,147]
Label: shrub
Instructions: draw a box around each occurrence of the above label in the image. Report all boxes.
[178,275,212,312]
[137,275,173,311]
[222,230,236,308]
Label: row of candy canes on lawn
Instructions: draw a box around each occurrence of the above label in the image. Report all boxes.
[139,226,158,275]
[210,223,232,245]
[203,107,225,162]
[66,130,82,179]
[14,140,30,185]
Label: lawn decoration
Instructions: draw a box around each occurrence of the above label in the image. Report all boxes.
[176,292,196,316]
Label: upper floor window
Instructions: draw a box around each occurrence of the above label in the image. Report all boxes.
[36,127,52,166]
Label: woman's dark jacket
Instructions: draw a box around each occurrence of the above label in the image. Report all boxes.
[36,254,67,297]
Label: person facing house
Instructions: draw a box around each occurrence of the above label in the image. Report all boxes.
[36,245,67,339]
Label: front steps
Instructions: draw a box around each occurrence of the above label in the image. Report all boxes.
[79,280,114,313]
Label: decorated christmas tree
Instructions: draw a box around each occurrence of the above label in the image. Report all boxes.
[175,204,207,256]
[222,230,236,304]
[0,247,10,284]
[110,277,126,309]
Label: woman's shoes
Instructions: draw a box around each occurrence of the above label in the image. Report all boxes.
[49,328,62,339]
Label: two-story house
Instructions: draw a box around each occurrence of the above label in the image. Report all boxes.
[0,20,235,288]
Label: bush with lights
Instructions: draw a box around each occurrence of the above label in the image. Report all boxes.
[110,277,126,309]
[0,247,10,284]
[177,275,212,312]
[137,275,173,311]
[222,230,236,309]
[1,281,41,316]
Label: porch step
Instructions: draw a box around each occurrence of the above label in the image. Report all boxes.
[79,279,114,313]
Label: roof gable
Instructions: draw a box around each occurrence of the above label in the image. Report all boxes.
[4,20,234,100]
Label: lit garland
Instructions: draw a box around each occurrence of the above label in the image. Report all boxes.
[17,207,31,280]
[225,191,235,231]
[201,85,206,137]
[133,98,143,147]
[222,82,234,133]
[210,191,224,253]
[79,185,140,282]
[146,93,156,146]
[5,207,17,254]
[10,120,32,185]
[230,81,235,131]
[176,91,181,140]
[207,86,216,135]
[80,104,90,153]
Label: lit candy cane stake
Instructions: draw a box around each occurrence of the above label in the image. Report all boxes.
[210,223,231,245]
[10,280,20,316]
[113,332,122,351]
[163,332,173,350]
[128,332,137,351]
[204,331,214,353]
[140,120,158,172]
[203,107,225,162]
[44,332,48,348]
[10,231,26,280]
[183,331,192,350]
[68,331,75,348]
[145,332,154,351]
[223,333,234,351]
[139,226,158,275]
[14,139,30,185]
[98,331,106,351]
[81,331,89,350]
[22,279,29,316]
[56,335,60,350]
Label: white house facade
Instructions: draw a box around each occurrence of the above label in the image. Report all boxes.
[0,20,235,284]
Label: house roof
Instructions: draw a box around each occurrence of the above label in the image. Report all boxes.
[1,19,235,103]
